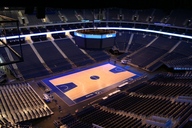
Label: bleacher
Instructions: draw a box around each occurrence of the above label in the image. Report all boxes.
[121,8,137,21]
[127,34,156,53]
[137,9,154,23]
[166,9,192,27]
[127,81,192,98]
[0,46,11,63]
[102,92,191,119]
[31,35,47,42]
[172,41,192,57]
[75,9,93,21]
[29,27,41,33]
[54,38,94,66]
[149,36,179,51]
[52,33,66,39]
[128,46,167,68]
[162,52,186,62]
[54,113,93,128]
[11,44,50,79]
[33,40,72,73]
[163,57,192,71]
[127,72,192,126]
[158,41,192,71]
[20,28,31,35]
[152,9,168,23]
[0,70,6,83]
[85,49,110,62]
[25,14,43,25]
[124,34,185,71]
[56,105,150,128]
[56,94,192,128]
[0,82,53,127]
[46,12,62,23]
[115,31,131,51]
[59,9,79,22]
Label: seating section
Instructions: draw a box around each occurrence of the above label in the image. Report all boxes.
[25,14,43,25]
[172,41,192,57]
[0,70,6,83]
[152,9,168,23]
[75,9,94,21]
[122,8,137,21]
[160,41,192,70]
[129,46,167,67]
[115,31,131,51]
[54,39,94,66]
[129,73,192,102]
[33,41,72,73]
[52,33,66,39]
[0,10,18,20]
[85,50,110,62]
[127,78,192,97]
[99,92,191,119]
[0,82,53,127]
[128,34,156,53]
[162,52,186,62]
[166,9,192,27]
[59,9,78,22]
[116,34,156,60]
[54,114,93,128]
[76,106,144,128]
[55,106,149,128]
[126,35,183,70]
[146,61,163,72]
[11,44,50,79]
[31,35,47,42]
[163,57,192,70]
[46,13,62,23]
[149,36,178,51]
[0,46,11,63]
[137,9,154,22]
[2,28,20,36]
[0,11,19,26]
[29,27,41,33]
[20,28,31,35]
[38,26,48,32]
[46,25,61,31]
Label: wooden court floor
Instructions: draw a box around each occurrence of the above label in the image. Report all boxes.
[48,63,136,102]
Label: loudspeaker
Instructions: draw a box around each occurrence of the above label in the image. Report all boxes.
[25,7,34,14]
[36,7,45,19]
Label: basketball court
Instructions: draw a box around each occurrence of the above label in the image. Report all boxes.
[42,62,141,106]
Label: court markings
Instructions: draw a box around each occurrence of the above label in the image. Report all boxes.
[42,62,140,106]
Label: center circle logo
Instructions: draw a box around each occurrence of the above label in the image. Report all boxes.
[90,75,100,80]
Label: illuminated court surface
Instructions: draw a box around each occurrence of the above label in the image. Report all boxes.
[42,62,141,106]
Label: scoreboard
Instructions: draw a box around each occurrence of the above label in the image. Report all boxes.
[74,29,116,49]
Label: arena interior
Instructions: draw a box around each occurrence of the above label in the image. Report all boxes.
[0,1,192,128]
